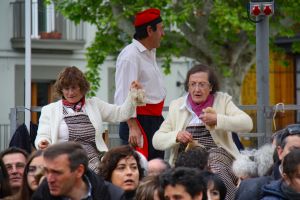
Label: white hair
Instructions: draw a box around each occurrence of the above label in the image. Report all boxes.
[254,143,274,176]
[232,153,257,179]
[233,143,275,179]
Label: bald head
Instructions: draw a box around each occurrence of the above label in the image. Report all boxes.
[147,158,170,176]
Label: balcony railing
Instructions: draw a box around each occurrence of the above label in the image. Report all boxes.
[0,124,10,152]
[11,1,85,51]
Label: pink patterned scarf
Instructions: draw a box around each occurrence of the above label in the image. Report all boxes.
[187,94,214,116]
[62,97,85,112]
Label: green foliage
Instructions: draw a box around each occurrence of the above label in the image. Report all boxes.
[49,0,300,96]
[292,42,300,53]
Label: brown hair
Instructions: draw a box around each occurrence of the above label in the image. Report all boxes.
[99,145,144,182]
[184,64,220,94]
[43,142,88,173]
[135,175,164,200]
[54,66,90,97]
[283,148,300,179]
[0,158,12,198]
[15,150,44,200]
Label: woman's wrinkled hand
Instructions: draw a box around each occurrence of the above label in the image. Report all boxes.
[199,112,217,126]
[176,131,193,144]
[130,80,145,106]
[200,107,217,127]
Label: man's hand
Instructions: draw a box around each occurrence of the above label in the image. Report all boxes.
[38,140,49,149]
[130,80,142,90]
[127,118,142,147]
[176,131,193,144]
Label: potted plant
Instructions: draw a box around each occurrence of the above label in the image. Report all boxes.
[49,31,62,39]
[40,32,50,39]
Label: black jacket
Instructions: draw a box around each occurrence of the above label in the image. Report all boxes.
[235,176,273,200]
[32,169,125,200]
[9,122,38,154]
[235,161,285,200]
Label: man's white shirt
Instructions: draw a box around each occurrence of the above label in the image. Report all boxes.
[114,39,166,106]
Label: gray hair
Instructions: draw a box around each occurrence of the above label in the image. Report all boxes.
[254,143,274,176]
[232,143,274,179]
[232,153,257,179]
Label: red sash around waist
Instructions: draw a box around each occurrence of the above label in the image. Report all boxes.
[135,99,164,159]
[136,100,164,116]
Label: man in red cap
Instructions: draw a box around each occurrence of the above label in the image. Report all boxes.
[114,8,166,160]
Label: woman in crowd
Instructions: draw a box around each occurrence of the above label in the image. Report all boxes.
[135,175,164,200]
[202,171,227,200]
[0,158,12,198]
[260,148,300,200]
[14,150,44,200]
[35,66,143,174]
[99,145,144,200]
[153,64,253,200]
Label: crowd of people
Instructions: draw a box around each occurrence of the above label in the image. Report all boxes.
[2,128,300,200]
[1,7,300,200]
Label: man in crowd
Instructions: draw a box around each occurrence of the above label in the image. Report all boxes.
[147,158,171,176]
[114,8,166,160]
[32,142,125,200]
[160,167,206,200]
[0,147,28,194]
[235,123,300,200]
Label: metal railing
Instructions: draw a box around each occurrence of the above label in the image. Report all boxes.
[0,124,11,151]
[4,104,300,152]
[11,1,84,40]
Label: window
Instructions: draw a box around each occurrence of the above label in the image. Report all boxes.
[32,0,55,38]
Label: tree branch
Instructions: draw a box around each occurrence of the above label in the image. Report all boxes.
[111,4,134,36]
[229,31,250,67]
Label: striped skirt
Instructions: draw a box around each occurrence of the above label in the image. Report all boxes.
[64,109,101,175]
[182,125,238,200]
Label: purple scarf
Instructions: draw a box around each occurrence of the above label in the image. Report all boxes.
[187,94,214,116]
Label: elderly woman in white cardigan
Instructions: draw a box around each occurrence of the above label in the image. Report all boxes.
[152,64,253,200]
[35,66,144,174]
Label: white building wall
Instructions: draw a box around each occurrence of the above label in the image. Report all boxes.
[0,0,193,127]
[0,1,13,50]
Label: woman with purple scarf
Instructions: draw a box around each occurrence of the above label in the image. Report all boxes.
[152,64,253,200]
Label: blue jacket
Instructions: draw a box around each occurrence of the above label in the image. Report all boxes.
[260,180,288,200]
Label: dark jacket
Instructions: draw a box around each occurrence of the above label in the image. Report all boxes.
[271,161,282,180]
[235,160,286,200]
[260,180,288,200]
[9,122,38,154]
[235,176,273,200]
[32,169,125,200]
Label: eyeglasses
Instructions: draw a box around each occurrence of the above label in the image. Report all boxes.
[286,124,300,135]
[5,162,26,172]
[28,165,44,176]
[188,82,210,89]
[278,124,300,144]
